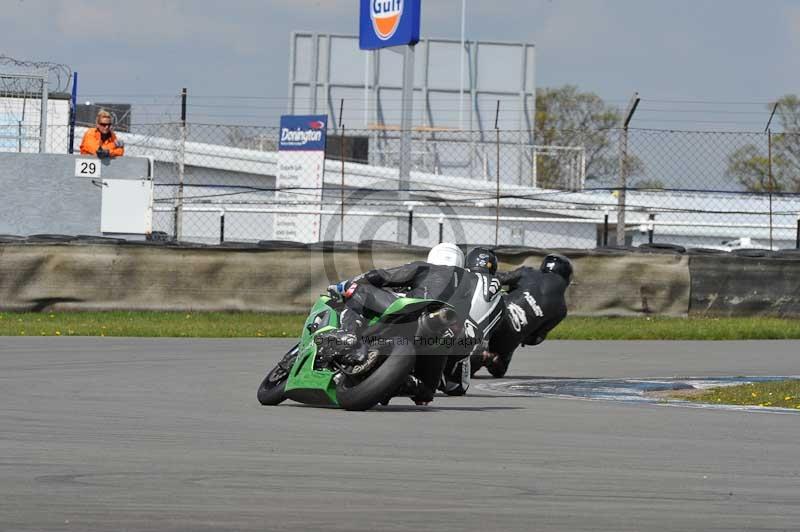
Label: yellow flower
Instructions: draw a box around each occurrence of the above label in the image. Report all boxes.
[785,396,793,401]
[55,331,61,336]
[751,392,757,397]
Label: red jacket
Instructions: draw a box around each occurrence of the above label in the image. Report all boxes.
[80,128,125,158]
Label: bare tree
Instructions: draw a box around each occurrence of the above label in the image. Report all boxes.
[726,95,800,192]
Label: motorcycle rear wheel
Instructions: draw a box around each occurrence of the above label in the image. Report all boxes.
[335,339,416,411]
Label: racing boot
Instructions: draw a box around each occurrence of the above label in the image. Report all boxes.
[314,309,368,367]
[397,374,435,405]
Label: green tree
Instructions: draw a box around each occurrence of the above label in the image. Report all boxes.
[535,85,643,189]
[726,95,800,192]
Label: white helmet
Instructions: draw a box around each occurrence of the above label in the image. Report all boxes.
[426,242,464,268]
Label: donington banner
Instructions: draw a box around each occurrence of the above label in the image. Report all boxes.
[275,115,328,242]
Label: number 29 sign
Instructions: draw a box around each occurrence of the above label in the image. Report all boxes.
[75,158,101,178]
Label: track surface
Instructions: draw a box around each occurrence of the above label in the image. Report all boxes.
[1,338,800,532]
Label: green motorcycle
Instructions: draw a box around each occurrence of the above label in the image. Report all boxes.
[257,294,459,411]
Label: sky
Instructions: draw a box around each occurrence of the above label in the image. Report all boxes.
[2,0,798,130]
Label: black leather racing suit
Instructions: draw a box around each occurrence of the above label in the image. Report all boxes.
[342,261,477,399]
[439,271,505,396]
[482,267,568,377]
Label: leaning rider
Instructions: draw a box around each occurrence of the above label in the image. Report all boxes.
[472,253,572,378]
[322,242,473,404]
[438,247,506,396]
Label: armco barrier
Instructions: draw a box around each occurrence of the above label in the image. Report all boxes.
[0,240,693,315]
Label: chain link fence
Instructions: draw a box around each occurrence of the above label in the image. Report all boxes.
[130,123,799,251]
[7,115,799,251]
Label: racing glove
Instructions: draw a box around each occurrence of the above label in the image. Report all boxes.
[327,280,352,302]
[96,147,110,159]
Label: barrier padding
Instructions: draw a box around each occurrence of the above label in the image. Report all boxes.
[496,248,690,317]
[689,253,800,317]
[0,242,427,312]
[0,242,691,316]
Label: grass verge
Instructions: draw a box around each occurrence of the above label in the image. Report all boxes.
[549,316,800,340]
[673,380,800,409]
[0,311,305,338]
[1,312,800,339]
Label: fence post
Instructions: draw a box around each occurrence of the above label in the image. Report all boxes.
[647,213,655,244]
[38,69,48,153]
[68,72,77,154]
[765,103,778,251]
[438,215,444,244]
[339,99,345,242]
[768,128,773,250]
[407,204,414,246]
[796,215,799,250]
[616,92,640,246]
[494,100,500,246]
[175,87,187,241]
[603,209,609,247]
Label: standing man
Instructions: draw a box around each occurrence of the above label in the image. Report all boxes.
[472,254,572,378]
[80,110,124,159]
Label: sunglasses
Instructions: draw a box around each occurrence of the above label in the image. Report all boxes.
[97,122,112,127]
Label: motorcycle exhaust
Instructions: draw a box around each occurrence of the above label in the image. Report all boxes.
[417,307,458,336]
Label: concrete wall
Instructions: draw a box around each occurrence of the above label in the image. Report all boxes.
[0,153,151,237]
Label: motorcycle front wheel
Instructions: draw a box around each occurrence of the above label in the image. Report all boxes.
[257,344,298,406]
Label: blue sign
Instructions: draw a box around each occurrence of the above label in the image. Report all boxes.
[359,0,421,50]
[278,115,328,151]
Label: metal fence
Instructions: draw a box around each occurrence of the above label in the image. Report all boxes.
[0,55,73,155]
[13,118,800,251]
[0,72,49,153]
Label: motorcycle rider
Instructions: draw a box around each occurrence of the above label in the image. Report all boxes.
[471,254,572,378]
[323,242,473,404]
[438,247,505,396]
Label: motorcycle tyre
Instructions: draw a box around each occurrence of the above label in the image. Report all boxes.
[336,339,416,411]
[257,346,298,406]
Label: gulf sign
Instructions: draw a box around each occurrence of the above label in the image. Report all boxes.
[359,0,421,50]
[278,114,328,151]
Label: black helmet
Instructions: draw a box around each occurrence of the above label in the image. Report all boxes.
[540,253,573,284]
[465,247,498,275]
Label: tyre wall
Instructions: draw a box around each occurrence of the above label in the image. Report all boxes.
[1,240,799,316]
[688,250,800,317]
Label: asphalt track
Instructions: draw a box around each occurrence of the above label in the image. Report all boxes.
[2,338,800,532]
